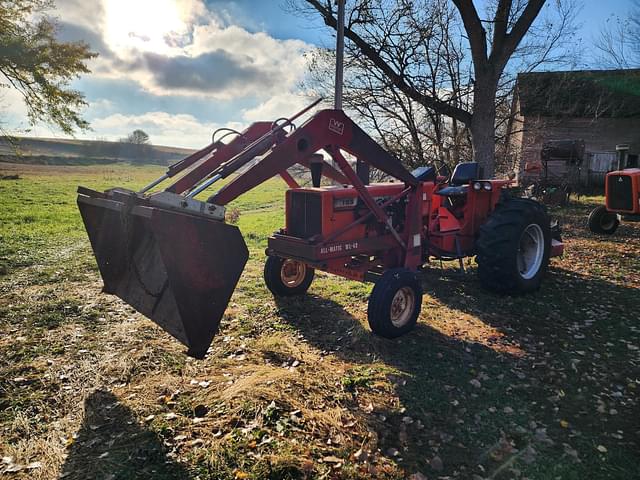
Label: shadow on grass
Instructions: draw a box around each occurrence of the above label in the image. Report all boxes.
[60,390,192,480]
[273,264,640,478]
[275,292,519,476]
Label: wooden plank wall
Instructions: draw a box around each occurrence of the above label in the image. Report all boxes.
[511,115,640,186]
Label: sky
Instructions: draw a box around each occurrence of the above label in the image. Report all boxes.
[1,0,636,148]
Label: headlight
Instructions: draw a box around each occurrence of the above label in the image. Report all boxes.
[473,181,482,191]
[483,182,492,191]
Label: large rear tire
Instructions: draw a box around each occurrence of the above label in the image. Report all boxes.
[264,256,314,297]
[476,198,551,294]
[588,205,619,235]
[367,268,422,338]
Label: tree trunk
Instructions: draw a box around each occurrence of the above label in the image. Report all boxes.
[470,77,498,177]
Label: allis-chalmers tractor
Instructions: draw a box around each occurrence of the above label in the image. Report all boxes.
[77,3,562,358]
[588,144,640,234]
[77,101,563,358]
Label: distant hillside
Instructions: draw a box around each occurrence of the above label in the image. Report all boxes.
[0,136,196,166]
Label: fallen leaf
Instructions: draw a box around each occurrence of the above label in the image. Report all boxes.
[409,473,428,480]
[385,448,399,457]
[323,456,343,463]
[353,448,368,462]
[430,455,444,471]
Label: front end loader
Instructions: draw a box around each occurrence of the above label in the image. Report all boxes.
[78,103,564,358]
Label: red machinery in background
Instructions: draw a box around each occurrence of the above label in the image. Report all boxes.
[588,144,640,234]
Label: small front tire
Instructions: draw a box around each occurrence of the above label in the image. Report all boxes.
[367,268,422,338]
[264,256,314,296]
[588,205,619,235]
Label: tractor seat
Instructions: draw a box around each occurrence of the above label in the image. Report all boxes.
[411,165,437,182]
[436,162,480,197]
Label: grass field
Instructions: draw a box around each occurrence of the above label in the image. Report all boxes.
[0,162,638,479]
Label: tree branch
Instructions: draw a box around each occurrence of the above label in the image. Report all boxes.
[492,0,513,52]
[492,0,546,68]
[451,0,488,72]
[304,0,472,125]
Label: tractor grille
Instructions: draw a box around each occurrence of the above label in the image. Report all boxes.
[607,174,633,211]
[289,191,322,238]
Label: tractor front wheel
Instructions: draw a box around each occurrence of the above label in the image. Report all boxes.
[264,256,314,296]
[476,199,551,294]
[367,268,422,338]
[588,205,619,235]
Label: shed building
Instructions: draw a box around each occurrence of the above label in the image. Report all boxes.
[508,69,640,187]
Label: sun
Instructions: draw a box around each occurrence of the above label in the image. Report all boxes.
[103,0,188,53]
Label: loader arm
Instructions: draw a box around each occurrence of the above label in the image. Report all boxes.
[166,122,274,194]
[210,109,417,205]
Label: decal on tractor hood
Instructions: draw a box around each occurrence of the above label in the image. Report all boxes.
[329,118,345,135]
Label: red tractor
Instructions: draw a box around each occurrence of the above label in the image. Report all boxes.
[77,103,563,358]
[76,2,562,358]
[588,145,640,235]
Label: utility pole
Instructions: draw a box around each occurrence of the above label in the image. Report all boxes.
[334,0,369,184]
[334,0,345,111]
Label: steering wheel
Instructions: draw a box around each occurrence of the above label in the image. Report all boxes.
[434,160,451,184]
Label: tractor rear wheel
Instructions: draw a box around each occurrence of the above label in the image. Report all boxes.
[476,198,551,293]
[588,205,619,234]
[264,256,314,296]
[367,268,422,338]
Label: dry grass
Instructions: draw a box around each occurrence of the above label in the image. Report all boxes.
[1,164,639,479]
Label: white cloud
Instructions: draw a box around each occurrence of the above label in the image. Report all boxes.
[241,92,320,123]
[90,111,243,148]
[3,1,319,144]
[54,0,313,100]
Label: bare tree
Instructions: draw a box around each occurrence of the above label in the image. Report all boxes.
[304,1,472,173]
[305,1,468,172]
[298,0,578,176]
[594,1,640,68]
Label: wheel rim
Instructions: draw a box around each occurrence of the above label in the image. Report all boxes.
[390,287,416,328]
[517,224,544,280]
[600,214,617,231]
[280,259,306,287]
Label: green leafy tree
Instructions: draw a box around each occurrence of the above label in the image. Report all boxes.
[0,0,96,134]
[126,129,150,145]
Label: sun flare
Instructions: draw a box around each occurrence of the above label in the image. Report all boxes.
[103,0,188,53]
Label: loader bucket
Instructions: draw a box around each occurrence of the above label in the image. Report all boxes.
[77,188,248,358]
